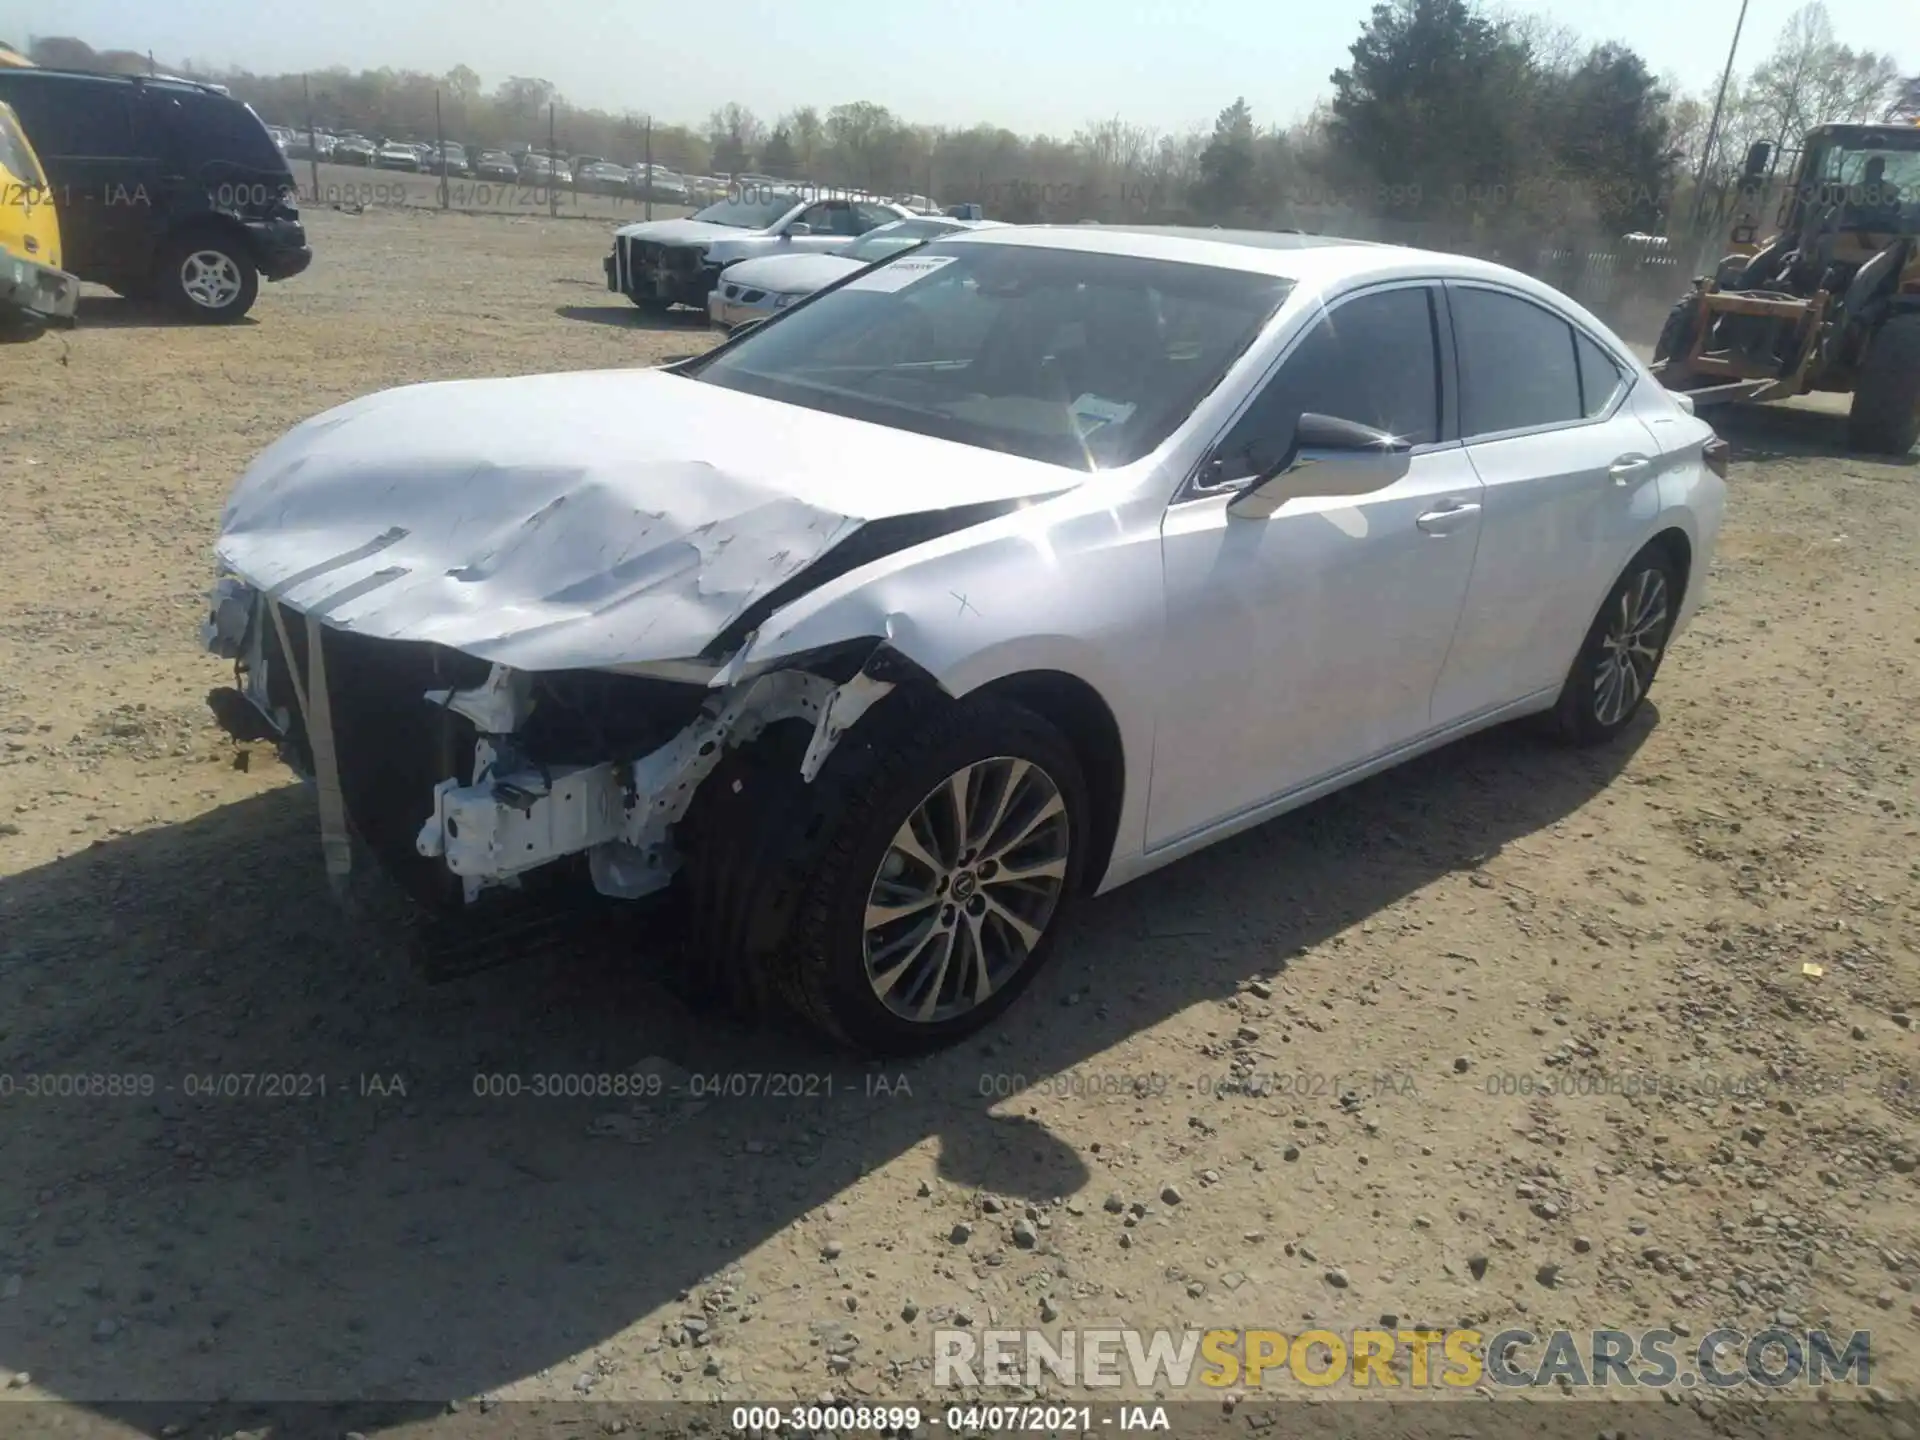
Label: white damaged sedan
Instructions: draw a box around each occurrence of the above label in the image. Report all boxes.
[204,225,1725,1054]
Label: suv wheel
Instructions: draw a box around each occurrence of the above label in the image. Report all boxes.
[163,235,260,323]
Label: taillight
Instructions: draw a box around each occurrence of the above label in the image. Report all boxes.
[1703,436,1730,480]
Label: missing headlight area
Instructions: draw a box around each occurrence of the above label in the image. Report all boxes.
[204,585,909,912]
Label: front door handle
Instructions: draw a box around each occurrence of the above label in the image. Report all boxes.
[1415,501,1481,535]
[1609,454,1655,485]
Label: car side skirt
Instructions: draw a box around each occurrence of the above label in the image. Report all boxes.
[1095,685,1561,895]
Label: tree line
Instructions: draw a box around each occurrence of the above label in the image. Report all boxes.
[21,0,1910,248]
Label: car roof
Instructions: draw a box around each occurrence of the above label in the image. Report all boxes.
[0,65,230,99]
[933,223,1640,351]
[941,222,1540,285]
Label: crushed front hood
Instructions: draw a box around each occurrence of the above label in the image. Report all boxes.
[216,367,1069,672]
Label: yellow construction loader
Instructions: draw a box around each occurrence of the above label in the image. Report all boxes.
[1653,121,1920,454]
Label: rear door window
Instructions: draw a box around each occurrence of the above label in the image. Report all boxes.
[1450,285,1583,437]
[1,77,134,158]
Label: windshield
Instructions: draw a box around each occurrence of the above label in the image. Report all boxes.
[844,220,960,262]
[684,241,1292,471]
[1805,135,1920,229]
[690,192,802,229]
[0,104,45,189]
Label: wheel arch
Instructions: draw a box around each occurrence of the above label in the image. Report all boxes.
[162,212,262,272]
[1643,525,1693,613]
[968,668,1127,896]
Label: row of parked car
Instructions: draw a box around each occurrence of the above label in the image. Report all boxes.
[262,123,719,201]
[603,187,996,327]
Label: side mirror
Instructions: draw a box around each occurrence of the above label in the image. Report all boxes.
[785,222,812,237]
[1225,413,1412,519]
[1742,141,1772,182]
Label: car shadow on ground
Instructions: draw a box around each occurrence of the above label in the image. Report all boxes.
[71,296,261,331]
[555,303,711,333]
[1709,399,1916,467]
[0,710,1651,1428]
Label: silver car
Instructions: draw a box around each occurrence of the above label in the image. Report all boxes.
[605,190,914,314]
[708,216,1003,330]
[202,225,1725,1056]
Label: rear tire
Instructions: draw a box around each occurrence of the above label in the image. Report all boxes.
[1847,314,1920,456]
[680,692,1088,1056]
[161,233,259,323]
[1548,548,1679,747]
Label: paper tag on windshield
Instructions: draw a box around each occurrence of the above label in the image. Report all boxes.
[1070,393,1136,436]
[843,254,959,293]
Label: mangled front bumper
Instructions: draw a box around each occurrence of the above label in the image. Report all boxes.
[607,235,718,306]
[203,575,897,908]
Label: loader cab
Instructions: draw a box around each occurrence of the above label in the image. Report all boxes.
[1782,125,1919,249]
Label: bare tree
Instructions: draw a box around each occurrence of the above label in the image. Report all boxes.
[780,106,824,174]
[1743,3,1901,158]
[706,102,767,175]
[443,65,483,103]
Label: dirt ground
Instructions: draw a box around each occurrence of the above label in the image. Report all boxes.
[0,207,1916,1439]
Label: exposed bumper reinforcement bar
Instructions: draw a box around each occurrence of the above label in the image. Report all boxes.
[204,576,911,906]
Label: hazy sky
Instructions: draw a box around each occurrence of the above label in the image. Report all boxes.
[1,0,1912,136]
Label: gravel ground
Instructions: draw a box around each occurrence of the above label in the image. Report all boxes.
[0,207,1916,1438]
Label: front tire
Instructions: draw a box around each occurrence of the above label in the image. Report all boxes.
[1652,297,1699,366]
[161,234,259,323]
[682,693,1089,1056]
[1847,314,1920,456]
[1549,549,1678,746]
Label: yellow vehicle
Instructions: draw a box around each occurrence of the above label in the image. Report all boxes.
[0,96,77,338]
[1653,121,1920,454]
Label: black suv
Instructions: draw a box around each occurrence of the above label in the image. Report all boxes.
[0,68,310,322]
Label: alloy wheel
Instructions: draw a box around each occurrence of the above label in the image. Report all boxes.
[180,251,243,310]
[862,756,1071,1025]
[1592,567,1669,727]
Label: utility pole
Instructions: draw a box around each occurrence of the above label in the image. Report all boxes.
[435,88,448,209]
[1687,0,1751,235]
[303,74,320,203]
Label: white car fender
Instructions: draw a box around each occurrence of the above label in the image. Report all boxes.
[730,486,1173,875]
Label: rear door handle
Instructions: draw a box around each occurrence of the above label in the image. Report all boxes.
[1416,501,1481,535]
[1609,454,1655,485]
